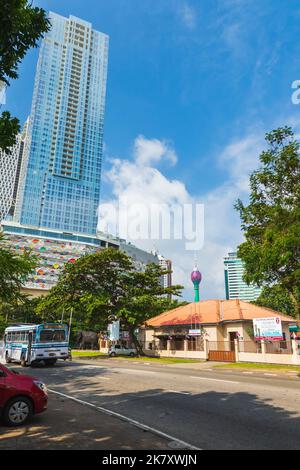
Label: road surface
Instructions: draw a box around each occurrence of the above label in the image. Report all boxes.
[2,359,300,450]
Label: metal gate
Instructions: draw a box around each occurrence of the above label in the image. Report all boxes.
[208,341,236,362]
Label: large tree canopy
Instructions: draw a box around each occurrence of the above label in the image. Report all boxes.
[255,285,296,318]
[0,296,41,335]
[36,248,184,353]
[0,0,50,151]
[0,232,37,304]
[236,127,300,318]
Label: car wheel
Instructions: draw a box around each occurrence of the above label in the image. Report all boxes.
[3,397,33,426]
[110,352,116,357]
[129,352,135,357]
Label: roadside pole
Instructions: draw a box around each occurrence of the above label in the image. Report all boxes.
[68,308,73,343]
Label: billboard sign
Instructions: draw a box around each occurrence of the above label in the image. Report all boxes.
[108,320,120,341]
[253,317,283,341]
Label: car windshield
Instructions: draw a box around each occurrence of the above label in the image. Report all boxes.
[39,330,66,343]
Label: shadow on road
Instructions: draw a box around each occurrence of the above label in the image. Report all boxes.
[1,362,300,449]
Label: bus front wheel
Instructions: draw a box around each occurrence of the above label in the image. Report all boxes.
[20,356,28,367]
[5,353,12,364]
[45,359,57,366]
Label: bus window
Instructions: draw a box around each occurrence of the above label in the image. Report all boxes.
[39,330,66,343]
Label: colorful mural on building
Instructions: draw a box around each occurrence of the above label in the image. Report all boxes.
[2,234,98,290]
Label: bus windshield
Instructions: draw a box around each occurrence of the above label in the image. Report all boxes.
[39,329,66,343]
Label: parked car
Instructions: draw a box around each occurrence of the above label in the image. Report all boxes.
[0,363,48,426]
[108,344,137,357]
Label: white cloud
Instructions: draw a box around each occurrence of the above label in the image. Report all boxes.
[134,135,177,166]
[218,134,264,190]
[99,133,263,301]
[179,2,197,30]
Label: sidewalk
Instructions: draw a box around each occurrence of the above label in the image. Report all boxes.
[0,392,171,450]
[74,357,300,376]
[75,356,217,370]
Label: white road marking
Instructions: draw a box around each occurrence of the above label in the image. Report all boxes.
[168,390,191,395]
[114,368,156,375]
[264,373,278,377]
[189,376,240,385]
[243,372,254,375]
[48,389,200,450]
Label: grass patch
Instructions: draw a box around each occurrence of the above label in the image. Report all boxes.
[215,362,300,373]
[71,350,106,358]
[71,350,201,364]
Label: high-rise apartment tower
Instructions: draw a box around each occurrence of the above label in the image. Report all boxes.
[15,12,109,235]
[224,252,262,302]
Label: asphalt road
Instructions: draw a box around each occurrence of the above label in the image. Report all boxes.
[2,359,300,450]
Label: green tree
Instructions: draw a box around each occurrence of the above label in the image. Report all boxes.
[36,248,184,354]
[0,0,50,151]
[0,111,20,150]
[236,127,300,318]
[255,285,297,318]
[0,232,37,304]
[0,296,41,334]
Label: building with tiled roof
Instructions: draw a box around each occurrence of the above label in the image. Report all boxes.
[140,300,296,359]
[146,300,294,328]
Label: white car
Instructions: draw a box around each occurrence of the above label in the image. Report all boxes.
[108,345,137,357]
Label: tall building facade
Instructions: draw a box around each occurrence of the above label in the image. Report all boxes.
[15,12,109,235]
[0,120,30,223]
[120,241,159,272]
[224,252,262,302]
[151,250,173,298]
[158,255,172,290]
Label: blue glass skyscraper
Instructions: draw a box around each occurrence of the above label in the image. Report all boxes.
[15,12,109,235]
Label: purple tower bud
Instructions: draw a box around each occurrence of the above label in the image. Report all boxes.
[191,266,202,302]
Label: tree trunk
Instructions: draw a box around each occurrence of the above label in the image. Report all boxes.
[127,325,145,356]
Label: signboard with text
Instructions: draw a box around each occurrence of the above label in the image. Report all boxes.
[188,329,202,336]
[108,320,120,341]
[253,317,283,341]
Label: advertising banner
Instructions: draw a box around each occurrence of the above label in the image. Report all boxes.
[108,320,120,341]
[253,317,283,340]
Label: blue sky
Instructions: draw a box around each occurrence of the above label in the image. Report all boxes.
[4,0,300,300]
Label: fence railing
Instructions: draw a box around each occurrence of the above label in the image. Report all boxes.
[264,341,292,355]
[238,340,293,355]
[98,338,294,357]
[187,338,204,352]
[238,341,262,353]
[141,338,204,352]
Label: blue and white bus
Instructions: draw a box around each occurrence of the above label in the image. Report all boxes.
[3,323,69,367]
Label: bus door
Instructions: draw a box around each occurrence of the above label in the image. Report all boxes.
[1,334,6,359]
[27,332,33,364]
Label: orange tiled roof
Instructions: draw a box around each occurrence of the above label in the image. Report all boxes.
[145,300,295,327]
